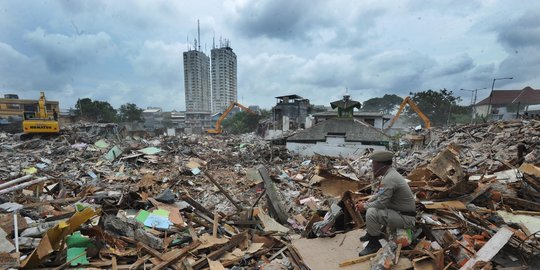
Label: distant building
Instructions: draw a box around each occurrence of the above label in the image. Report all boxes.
[272,95,312,130]
[168,111,186,129]
[475,86,540,120]
[286,95,390,158]
[185,111,213,134]
[142,107,163,130]
[0,93,59,123]
[248,105,261,113]
[211,44,237,114]
[183,50,211,112]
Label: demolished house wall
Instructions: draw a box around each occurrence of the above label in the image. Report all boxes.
[287,137,386,158]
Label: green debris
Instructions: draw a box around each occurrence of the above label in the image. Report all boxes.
[105,146,123,161]
[138,147,162,155]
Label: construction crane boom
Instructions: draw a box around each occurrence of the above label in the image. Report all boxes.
[384,96,430,132]
[207,102,256,134]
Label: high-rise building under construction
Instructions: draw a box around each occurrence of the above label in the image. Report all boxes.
[183,49,211,112]
[211,41,237,113]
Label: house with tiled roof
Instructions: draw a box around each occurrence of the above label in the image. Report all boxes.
[286,95,390,158]
[474,86,540,120]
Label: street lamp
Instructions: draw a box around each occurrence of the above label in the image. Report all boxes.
[488,77,513,120]
[460,87,488,122]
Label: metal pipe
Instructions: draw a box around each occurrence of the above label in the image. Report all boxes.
[0,175,33,190]
[0,177,48,195]
[14,212,19,256]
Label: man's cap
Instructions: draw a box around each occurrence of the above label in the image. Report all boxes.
[370,150,394,162]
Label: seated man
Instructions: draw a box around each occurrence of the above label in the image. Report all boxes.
[356,150,416,256]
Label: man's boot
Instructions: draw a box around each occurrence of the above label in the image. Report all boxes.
[358,238,382,256]
[359,233,383,242]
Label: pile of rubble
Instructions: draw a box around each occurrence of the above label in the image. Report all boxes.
[0,120,539,269]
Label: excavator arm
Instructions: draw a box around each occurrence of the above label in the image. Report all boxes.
[207,102,256,134]
[383,96,431,132]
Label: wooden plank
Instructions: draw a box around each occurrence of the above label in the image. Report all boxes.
[394,243,402,265]
[204,171,243,212]
[181,193,215,219]
[212,213,219,238]
[342,191,364,228]
[459,227,514,270]
[129,254,151,270]
[137,242,164,260]
[422,200,467,210]
[192,232,248,270]
[258,166,289,224]
[151,241,200,270]
[339,253,377,267]
[504,197,540,212]
[112,256,117,270]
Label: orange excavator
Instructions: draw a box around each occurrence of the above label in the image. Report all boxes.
[383,96,430,132]
[207,102,256,134]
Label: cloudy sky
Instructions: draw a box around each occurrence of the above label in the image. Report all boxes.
[1,0,539,111]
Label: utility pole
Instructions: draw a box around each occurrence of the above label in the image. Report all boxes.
[461,87,487,122]
[488,77,513,120]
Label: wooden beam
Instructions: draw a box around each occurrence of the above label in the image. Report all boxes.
[459,227,514,270]
[212,213,219,238]
[204,171,243,212]
[151,241,200,270]
[342,191,364,228]
[192,232,247,270]
[258,166,289,224]
[339,252,378,267]
[129,255,152,270]
[504,196,540,212]
[137,242,164,260]
[181,193,215,219]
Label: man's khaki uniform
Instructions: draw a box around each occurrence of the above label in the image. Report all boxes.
[364,167,416,236]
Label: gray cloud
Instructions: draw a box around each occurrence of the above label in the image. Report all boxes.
[232,0,325,40]
[406,0,482,16]
[430,54,475,77]
[129,40,184,89]
[493,10,540,87]
[496,11,540,50]
[58,0,106,14]
[0,42,65,94]
[24,28,115,73]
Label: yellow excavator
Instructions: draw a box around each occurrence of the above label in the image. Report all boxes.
[383,96,430,132]
[22,91,60,135]
[207,102,256,134]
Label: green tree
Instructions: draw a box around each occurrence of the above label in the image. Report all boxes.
[361,94,404,114]
[118,103,143,122]
[222,111,261,134]
[74,98,118,123]
[406,89,461,127]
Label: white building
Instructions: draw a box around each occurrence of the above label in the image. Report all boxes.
[142,107,163,130]
[183,50,211,112]
[211,45,237,113]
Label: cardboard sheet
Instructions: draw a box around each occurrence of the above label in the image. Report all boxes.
[291,229,365,270]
